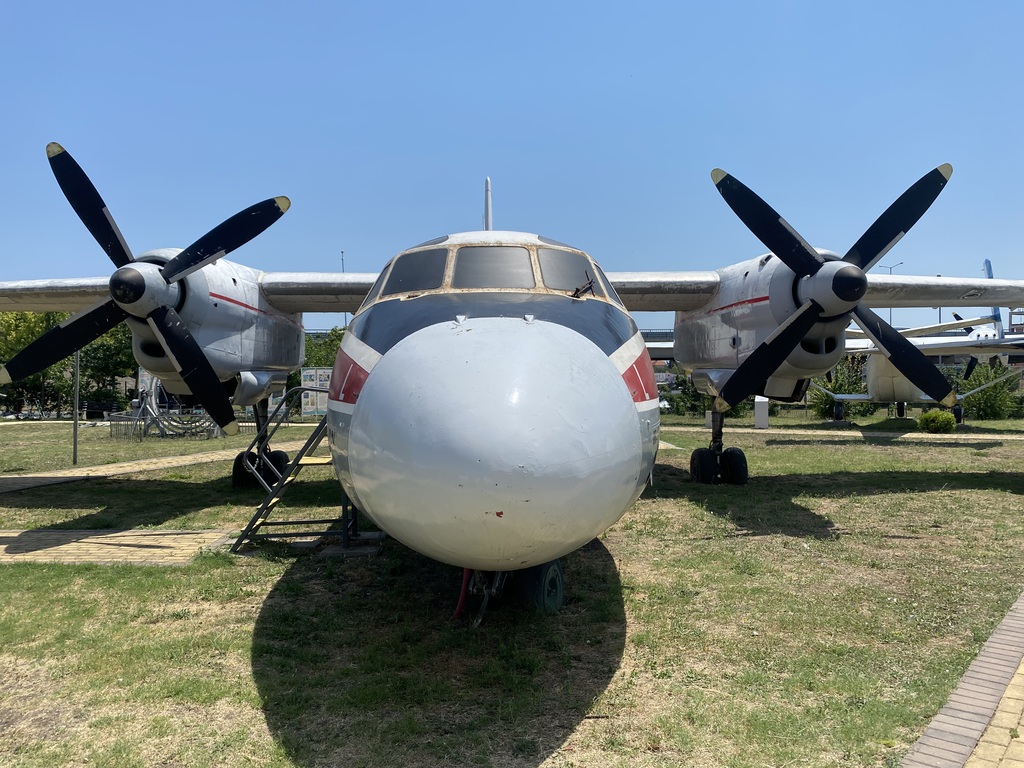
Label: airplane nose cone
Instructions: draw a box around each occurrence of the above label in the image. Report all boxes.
[347,317,645,570]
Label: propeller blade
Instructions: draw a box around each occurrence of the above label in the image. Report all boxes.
[711,169,825,277]
[852,304,957,407]
[714,300,823,412]
[46,143,135,268]
[0,300,128,384]
[161,196,291,283]
[842,164,952,271]
[963,356,979,380]
[145,306,239,435]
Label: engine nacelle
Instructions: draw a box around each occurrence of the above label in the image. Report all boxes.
[233,370,291,406]
[675,251,848,399]
[124,249,304,403]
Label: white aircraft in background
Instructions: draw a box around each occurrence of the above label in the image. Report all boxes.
[5,143,1024,612]
[828,260,1024,418]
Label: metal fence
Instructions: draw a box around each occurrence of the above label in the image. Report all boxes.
[108,410,256,441]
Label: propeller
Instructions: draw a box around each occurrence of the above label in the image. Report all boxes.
[0,143,291,436]
[711,164,957,413]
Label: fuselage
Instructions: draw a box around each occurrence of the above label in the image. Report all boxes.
[325,231,660,571]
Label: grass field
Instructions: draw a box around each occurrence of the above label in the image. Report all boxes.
[1,419,1023,766]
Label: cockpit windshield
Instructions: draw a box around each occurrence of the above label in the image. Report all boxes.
[360,240,624,311]
[452,246,535,289]
[381,248,447,297]
[538,248,606,298]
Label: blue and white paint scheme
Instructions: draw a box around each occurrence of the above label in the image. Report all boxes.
[326,230,659,571]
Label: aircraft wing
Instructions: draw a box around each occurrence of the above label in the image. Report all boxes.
[257,270,725,314]
[2,270,1024,316]
[846,335,1024,356]
[0,277,110,313]
[0,273,381,316]
[256,270,725,314]
[863,274,1024,308]
[845,315,996,339]
[258,272,379,314]
[605,272,1024,313]
[604,272,721,312]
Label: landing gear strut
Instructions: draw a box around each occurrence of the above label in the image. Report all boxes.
[690,410,748,485]
[453,559,566,626]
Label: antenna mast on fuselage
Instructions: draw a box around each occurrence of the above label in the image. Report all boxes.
[483,177,492,231]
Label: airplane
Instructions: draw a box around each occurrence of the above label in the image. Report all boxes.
[6,143,1024,614]
[823,261,1024,418]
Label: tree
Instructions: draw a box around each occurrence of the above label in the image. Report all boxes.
[0,312,136,414]
[0,312,71,414]
[287,327,346,391]
[303,327,345,368]
[79,322,135,403]
[662,364,707,415]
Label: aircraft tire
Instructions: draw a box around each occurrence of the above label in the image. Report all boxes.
[833,402,844,421]
[518,559,565,614]
[719,447,748,485]
[269,450,289,472]
[231,451,259,490]
[262,450,289,484]
[690,448,719,484]
[896,402,907,418]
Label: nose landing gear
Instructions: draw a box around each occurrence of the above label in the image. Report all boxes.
[453,559,566,626]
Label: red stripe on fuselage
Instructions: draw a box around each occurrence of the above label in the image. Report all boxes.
[329,347,369,404]
[702,295,770,316]
[621,347,657,403]
[209,292,268,314]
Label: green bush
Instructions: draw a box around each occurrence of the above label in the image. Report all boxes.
[960,361,1019,420]
[918,409,956,433]
[808,354,878,420]
[660,370,708,415]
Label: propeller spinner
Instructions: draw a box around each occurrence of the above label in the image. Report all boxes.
[711,164,956,413]
[0,143,290,435]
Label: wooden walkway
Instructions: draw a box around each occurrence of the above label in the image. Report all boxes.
[903,594,1024,767]
[0,528,232,565]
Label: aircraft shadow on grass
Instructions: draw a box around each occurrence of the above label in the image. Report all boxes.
[646,460,1024,541]
[0,476,325,554]
[768,435,1007,450]
[250,537,626,768]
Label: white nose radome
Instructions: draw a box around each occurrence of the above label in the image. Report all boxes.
[347,317,643,570]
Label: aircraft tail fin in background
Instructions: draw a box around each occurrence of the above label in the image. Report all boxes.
[983,259,1005,338]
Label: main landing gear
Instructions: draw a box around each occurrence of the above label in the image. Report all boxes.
[453,559,566,626]
[690,410,748,485]
[232,398,289,490]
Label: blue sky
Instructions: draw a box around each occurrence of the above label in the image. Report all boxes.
[2,2,1022,330]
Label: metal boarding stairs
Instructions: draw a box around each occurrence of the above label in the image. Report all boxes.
[230,386,384,555]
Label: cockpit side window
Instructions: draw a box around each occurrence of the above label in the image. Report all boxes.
[452,246,535,289]
[538,248,606,298]
[381,248,448,296]
[359,266,392,311]
[592,264,623,306]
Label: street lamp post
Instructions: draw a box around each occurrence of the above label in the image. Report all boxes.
[879,261,904,325]
[341,249,347,328]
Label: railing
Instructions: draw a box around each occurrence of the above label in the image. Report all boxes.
[107,409,255,441]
